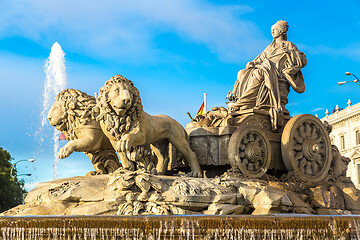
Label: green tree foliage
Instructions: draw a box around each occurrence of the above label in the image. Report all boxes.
[0,147,25,212]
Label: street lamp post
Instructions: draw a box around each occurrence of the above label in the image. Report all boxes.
[18,174,32,177]
[338,72,360,86]
[10,159,35,179]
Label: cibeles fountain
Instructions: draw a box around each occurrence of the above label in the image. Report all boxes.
[2,20,360,239]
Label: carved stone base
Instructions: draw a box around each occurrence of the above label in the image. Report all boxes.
[2,168,360,216]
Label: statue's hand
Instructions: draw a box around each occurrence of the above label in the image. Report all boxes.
[58,143,75,159]
[246,61,255,68]
[118,134,135,152]
[283,66,300,75]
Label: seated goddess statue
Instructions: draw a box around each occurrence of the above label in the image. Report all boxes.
[232,20,307,130]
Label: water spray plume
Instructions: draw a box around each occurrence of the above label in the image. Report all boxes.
[41,42,67,127]
[41,42,67,179]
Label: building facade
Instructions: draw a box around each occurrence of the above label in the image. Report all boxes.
[321,100,360,189]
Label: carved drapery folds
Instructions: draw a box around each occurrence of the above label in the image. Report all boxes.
[232,20,306,131]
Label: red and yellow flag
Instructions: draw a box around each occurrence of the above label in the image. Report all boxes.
[58,132,66,140]
[197,101,205,115]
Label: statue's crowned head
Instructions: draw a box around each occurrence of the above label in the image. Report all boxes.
[271,20,289,40]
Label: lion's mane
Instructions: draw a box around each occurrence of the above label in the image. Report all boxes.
[54,89,96,140]
[96,75,143,140]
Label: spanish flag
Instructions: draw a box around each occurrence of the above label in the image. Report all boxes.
[59,132,66,140]
[197,101,205,115]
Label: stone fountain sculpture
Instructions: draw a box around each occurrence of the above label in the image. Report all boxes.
[95,75,202,177]
[232,20,306,131]
[47,88,121,175]
[3,20,360,217]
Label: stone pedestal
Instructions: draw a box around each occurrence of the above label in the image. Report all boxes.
[2,169,360,216]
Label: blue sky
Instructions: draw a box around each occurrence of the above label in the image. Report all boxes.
[1,0,360,190]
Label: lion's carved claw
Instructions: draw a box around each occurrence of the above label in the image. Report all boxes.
[119,134,135,152]
[58,144,74,159]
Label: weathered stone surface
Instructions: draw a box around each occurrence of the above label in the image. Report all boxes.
[306,184,345,211]
[70,201,118,215]
[2,168,359,216]
[251,187,309,215]
[335,180,360,211]
[232,20,306,132]
[186,126,236,166]
[253,187,291,207]
[286,191,313,214]
[203,203,244,215]
[316,208,352,215]
[237,182,262,204]
[96,75,202,177]
[211,193,237,204]
[27,175,108,203]
[2,202,69,216]
[47,89,121,174]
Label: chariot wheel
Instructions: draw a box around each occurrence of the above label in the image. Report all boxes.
[281,114,332,182]
[228,124,272,178]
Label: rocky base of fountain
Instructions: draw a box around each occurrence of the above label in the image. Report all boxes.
[2,168,360,216]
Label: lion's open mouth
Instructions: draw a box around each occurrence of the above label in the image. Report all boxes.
[55,121,67,131]
[53,120,62,126]
[112,105,128,114]
[113,105,126,110]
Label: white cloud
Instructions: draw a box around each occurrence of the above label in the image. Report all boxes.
[311,107,325,112]
[0,0,266,63]
[299,43,360,62]
[287,99,312,106]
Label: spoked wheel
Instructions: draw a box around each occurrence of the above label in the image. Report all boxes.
[281,114,332,182]
[228,124,271,178]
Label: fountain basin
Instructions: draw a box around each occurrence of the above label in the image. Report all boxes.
[1,215,360,239]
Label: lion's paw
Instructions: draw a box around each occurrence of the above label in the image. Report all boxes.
[117,134,136,152]
[185,172,203,178]
[58,144,74,159]
[85,171,97,176]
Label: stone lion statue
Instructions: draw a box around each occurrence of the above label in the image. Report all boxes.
[47,89,121,174]
[95,75,202,177]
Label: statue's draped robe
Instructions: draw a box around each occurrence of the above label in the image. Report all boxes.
[233,40,307,130]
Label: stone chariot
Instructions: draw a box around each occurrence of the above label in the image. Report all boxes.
[187,109,332,183]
